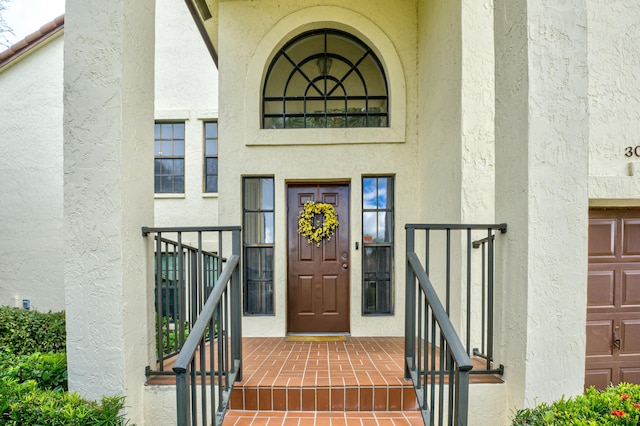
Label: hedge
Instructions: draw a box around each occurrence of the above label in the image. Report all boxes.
[512,383,640,425]
[0,307,65,354]
[0,307,131,425]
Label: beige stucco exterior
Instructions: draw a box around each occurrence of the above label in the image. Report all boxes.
[0,32,64,313]
[3,0,640,424]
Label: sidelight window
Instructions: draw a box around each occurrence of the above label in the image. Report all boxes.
[243,177,275,315]
[362,176,394,315]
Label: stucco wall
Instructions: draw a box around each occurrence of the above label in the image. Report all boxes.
[63,1,155,423]
[154,0,220,228]
[0,35,64,312]
[587,0,640,203]
[217,0,419,337]
[494,0,589,411]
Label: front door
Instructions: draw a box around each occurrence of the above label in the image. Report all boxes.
[586,209,640,389]
[287,183,350,333]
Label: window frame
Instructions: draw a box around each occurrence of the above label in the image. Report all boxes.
[154,122,186,194]
[203,121,219,193]
[242,177,276,316]
[262,28,389,129]
[361,176,395,316]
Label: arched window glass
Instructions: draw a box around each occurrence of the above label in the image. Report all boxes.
[262,29,389,129]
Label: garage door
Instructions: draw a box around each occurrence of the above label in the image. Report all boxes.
[586,209,640,389]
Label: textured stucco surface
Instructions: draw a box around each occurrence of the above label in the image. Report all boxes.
[0,35,64,312]
[217,1,419,338]
[63,0,155,423]
[494,0,589,411]
[587,0,640,201]
[154,0,220,228]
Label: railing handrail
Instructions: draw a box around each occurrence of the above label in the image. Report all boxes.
[407,252,473,371]
[152,235,222,260]
[173,253,240,374]
[142,225,241,236]
[406,223,507,232]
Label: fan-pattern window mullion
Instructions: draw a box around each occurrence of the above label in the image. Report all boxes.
[263,29,388,129]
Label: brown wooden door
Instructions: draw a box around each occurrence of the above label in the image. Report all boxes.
[586,209,640,389]
[287,183,350,333]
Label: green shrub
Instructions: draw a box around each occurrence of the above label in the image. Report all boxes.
[512,383,640,425]
[0,307,131,425]
[0,352,68,391]
[0,377,129,425]
[0,307,65,355]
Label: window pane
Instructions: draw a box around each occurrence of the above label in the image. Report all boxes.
[377,178,388,209]
[206,176,218,193]
[363,178,377,209]
[377,212,391,243]
[173,123,185,138]
[161,176,173,192]
[174,140,185,156]
[244,247,274,315]
[161,123,172,137]
[261,179,274,210]
[244,179,260,210]
[162,141,172,156]
[206,140,217,155]
[206,158,218,175]
[154,159,162,174]
[154,141,161,156]
[244,213,260,243]
[205,122,217,138]
[154,124,160,139]
[263,212,274,244]
[174,159,184,175]
[363,212,377,242]
[174,176,184,193]
[363,246,392,315]
[154,176,161,192]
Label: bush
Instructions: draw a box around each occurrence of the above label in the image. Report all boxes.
[512,383,640,425]
[0,307,131,425]
[0,377,129,425]
[0,307,65,355]
[0,352,67,391]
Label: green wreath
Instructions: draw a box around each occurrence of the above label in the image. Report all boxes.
[297,201,339,246]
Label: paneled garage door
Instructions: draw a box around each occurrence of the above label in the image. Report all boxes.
[586,209,640,389]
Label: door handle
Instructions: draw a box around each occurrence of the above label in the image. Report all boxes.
[613,326,621,350]
[342,263,348,270]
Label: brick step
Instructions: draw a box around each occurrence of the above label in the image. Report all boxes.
[229,385,419,412]
[223,410,424,425]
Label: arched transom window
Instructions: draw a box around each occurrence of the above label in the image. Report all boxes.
[262,29,389,129]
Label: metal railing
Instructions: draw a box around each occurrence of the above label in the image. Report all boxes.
[404,224,506,425]
[142,229,227,374]
[142,226,242,426]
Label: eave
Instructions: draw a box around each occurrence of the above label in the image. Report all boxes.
[184,0,219,67]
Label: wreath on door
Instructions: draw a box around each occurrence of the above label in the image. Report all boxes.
[297,201,339,246]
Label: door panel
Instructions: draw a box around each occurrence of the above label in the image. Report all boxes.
[287,183,350,333]
[586,210,640,389]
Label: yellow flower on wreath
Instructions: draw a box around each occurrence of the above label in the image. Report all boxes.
[297,201,339,246]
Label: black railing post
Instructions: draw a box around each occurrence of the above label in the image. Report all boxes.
[231,228,243,382]
[404,223,506,425]
[404,225,416,380]
[175,370,191,426]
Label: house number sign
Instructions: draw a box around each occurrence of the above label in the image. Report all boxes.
[625,146,640,157]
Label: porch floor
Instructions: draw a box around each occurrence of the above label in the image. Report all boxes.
[147,337,502,425]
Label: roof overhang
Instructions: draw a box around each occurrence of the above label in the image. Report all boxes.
[184,0,219,67]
